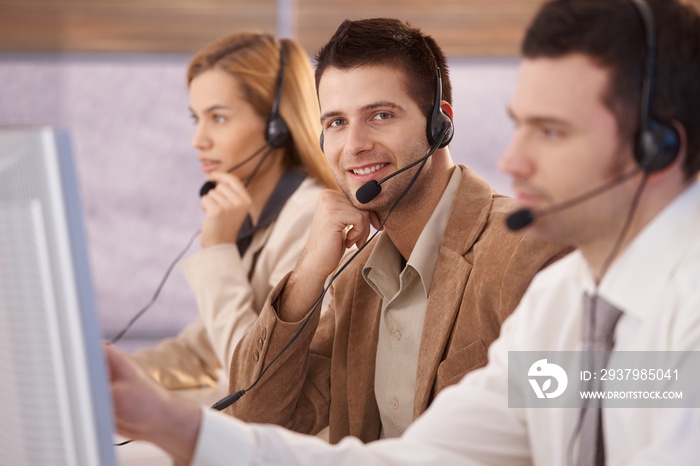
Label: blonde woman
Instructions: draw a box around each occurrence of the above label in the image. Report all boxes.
[132,32,336,390]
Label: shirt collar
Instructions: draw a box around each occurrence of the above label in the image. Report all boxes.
[363,166,462,298]
[363,232,403,300]
[585,181,700,319]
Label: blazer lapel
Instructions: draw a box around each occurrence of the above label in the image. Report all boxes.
[345,267,383,441]
[413,165,495,417]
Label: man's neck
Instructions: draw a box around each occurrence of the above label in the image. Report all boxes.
[381,160,456,260]
[581,176,691,283]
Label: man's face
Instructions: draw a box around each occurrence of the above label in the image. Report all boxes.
[318,65,431,212]
[500,54,638,245]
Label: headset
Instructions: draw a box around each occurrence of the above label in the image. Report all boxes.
[506,0,683,233]
[562,4,681,461]
[265,41,292,149]
[319,65,454,153]
[629,0,680,172]
[427,68,454,148]
[114,39,294,346]
[199,40,292,198]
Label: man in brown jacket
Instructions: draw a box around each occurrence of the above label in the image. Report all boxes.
[224,18,567,443]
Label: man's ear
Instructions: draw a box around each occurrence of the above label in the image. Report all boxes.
[440,101,454,122]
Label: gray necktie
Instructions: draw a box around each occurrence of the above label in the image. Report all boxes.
[577,293,623,466]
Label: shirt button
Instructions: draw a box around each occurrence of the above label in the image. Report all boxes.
[253,350,260,362]
[391,399,399,410]
[257,338,264,350]
[262,327,267,340]
[393,330,401,341]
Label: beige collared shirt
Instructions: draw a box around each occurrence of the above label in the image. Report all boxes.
[362,165,462,438]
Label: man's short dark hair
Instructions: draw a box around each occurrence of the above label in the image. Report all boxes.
[523,0,700,179]
[314,18,452,120]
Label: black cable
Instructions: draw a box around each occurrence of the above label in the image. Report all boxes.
[115,152,432,444]
[115,136,440,446]
[109,228,199,447]
[242,146,275,188]
[110,144,276,345]
[210,137,438,412]
[566,172,649,466]
[595,173,649,286]
[111,146,279,446]
[109,228,201,345]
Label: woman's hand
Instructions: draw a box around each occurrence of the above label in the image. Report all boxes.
[199,171,253,248]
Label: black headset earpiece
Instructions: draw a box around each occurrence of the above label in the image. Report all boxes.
[629,0,680,172]
[265,41,292,149]
[636,120,681,172]
[427,68,454,148]
[199,40,292,198]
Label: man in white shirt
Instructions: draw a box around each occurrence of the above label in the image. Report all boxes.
[105,0,700,464]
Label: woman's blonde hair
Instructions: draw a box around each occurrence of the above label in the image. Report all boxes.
[187,32,337,189]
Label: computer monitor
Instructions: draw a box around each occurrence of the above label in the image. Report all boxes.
[0,127,117,465]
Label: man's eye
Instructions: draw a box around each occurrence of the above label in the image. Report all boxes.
[329,118,344,128]
[374,112,391,120]
[542,127,562,139]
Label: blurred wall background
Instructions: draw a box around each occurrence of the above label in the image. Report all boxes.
[5,0,693,350]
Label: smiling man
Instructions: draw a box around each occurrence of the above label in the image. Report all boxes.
[105,1,700,464]
[217,17,566,443]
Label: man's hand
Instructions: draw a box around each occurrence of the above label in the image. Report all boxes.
[279,189,379,322]
[105,344,201,464]
[200,171,252,248]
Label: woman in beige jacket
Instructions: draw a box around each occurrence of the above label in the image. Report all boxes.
[131,32,336,390]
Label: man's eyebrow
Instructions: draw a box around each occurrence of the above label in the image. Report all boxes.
[506,106,572,127]
[320,110,343,122]
[363,101,403,112]
[321,101,405,123]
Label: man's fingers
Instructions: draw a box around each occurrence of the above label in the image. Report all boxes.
[343,212,371,248]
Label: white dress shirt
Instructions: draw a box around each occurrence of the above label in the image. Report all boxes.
[191,181,700,466]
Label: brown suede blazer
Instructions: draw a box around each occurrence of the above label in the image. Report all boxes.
[227,165,568,443]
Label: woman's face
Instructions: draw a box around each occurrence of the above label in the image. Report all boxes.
[189,68,270,179]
